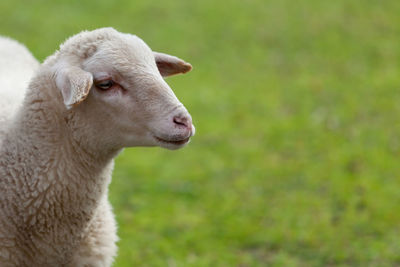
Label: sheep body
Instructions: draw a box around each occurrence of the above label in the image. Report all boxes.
[0,28,194,266]
[0,64,118,266]
[0,37,39,138]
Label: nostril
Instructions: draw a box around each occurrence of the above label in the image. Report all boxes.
[173,116,190,128]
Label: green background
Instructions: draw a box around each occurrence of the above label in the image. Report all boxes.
[2,0,400,266]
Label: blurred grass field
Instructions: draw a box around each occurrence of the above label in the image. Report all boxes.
[2,0,400,266]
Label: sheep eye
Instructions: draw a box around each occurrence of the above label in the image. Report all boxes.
[96,80,114,90]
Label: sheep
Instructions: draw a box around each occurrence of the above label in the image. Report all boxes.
[0,27,195,267]
[0,37,39,138]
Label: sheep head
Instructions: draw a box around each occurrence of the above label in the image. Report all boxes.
[49,28,195,151]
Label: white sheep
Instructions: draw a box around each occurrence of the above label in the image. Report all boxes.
[0,37,39,138]
[0,27,195,266]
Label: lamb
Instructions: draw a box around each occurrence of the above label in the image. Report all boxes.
[0,27,195,266]
[0,37,39,138]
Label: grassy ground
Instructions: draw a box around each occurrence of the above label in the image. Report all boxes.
[1,0,400,266]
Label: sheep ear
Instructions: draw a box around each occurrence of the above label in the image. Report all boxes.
[154,52,192,77]
[55,66,93,109]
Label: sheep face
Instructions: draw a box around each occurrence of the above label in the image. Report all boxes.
[55,29,195,151]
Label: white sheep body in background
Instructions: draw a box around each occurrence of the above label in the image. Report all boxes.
[0,28,194,266]
[0,37,39,138]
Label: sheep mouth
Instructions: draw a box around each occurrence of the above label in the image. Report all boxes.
[154,136,191,145]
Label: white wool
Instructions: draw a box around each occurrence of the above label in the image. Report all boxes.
[0,37,39,138]
[0,28,194,266]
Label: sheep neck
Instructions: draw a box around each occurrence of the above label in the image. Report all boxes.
[0,69,118,262]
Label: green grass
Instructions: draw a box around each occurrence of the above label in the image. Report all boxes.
[2,0,400,266]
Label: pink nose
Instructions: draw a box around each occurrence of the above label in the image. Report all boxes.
[173,115,192,129]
